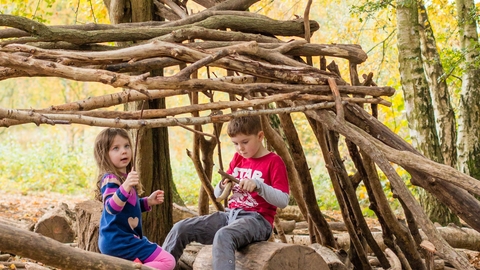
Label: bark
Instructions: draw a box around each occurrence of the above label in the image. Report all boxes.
[455,0,480,179]
[417,1,460,227]
[417,1,457,169]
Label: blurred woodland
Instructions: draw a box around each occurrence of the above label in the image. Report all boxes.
[1,0,480,270]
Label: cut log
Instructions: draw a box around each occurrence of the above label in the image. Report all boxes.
[74,200,102,252]
[277,219,296,234]
[192,241,328,269]
[33,203,76,243]
[276,205,305,222]
[310,243,347,270]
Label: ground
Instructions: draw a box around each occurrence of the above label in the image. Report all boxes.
[0,191,86,225]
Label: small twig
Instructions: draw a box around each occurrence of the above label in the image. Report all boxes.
[217,169,240,184]
[327,77,344,120]
[175,120,215,138]
[132,100,145,171]
[175,48,232,80]
[216,169,240,202]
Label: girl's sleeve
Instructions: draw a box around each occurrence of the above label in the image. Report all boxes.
[139,197,152,212]
[101,174,131,215]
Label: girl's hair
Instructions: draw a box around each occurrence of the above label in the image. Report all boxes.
[93,128,143,201]
[227,114,262,137]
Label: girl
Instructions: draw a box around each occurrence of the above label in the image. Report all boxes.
[93,128,175,270]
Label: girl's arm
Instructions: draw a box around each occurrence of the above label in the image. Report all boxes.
[103,182,131,215]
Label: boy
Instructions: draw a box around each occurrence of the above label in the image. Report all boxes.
[162,114,290,270]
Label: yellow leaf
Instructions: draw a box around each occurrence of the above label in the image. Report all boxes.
[9,264,15,269]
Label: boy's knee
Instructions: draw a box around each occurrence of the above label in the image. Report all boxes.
[213,227,234,244]
[171,219,190,234]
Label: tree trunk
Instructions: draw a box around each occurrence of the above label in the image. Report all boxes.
[396,0,457,226]
[455,0,480,179]
[417,1,457,168]
[138,99,174,245]
[192,242,329,270]
[104,0,175,245]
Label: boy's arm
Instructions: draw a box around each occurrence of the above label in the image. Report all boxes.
[253,179,289,209]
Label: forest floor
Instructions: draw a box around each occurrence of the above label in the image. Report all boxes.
[0,191,86,225]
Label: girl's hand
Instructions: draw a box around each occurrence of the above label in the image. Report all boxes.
[122,171,139,192]
[239,178,257,192]
[148,190,165,206]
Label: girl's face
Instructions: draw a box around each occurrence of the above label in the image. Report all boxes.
[230,131,265,159]
[108,135,132,173]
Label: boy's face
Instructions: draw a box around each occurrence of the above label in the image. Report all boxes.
[230,131,265,159]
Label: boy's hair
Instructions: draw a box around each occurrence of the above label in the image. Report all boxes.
[227,114,262,137]
[93,128,142,201]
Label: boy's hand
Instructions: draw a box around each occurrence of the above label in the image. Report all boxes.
[239,178,258,192]
[123,171,139,192]
[148,190,165,206]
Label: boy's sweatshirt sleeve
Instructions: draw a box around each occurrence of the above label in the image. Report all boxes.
[254,179,289,209]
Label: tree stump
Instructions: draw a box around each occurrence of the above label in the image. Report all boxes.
[33,203,76,243]
[192,241,328,270]
[74,200,102,253]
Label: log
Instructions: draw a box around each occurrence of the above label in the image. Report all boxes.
[310,243,347,270]
[0,216,34,231]
[192,242,328,269]
[74,200,102,252]
[277,219,296,234]
[0,222,156,270]
[286,226,480,252]
[276,205,305,222]
[178,243,205,270]
[33,203,76,243]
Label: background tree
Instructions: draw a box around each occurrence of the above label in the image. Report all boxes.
[456,0,480,179]
[103,0,174,244]
[396,0,459,225]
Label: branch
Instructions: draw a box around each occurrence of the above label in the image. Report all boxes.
[0,102,337,128]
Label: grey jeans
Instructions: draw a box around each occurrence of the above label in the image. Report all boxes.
[162,209,272,270]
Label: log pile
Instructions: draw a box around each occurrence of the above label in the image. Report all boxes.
[1,0,480,269]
